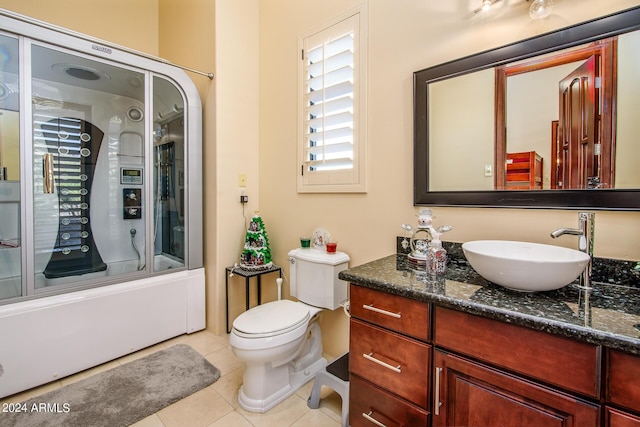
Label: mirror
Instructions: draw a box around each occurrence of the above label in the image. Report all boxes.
[414,6,640,209]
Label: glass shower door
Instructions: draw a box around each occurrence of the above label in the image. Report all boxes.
[31,43,146,289]
[152,76,186,272]
[0,34,22,301]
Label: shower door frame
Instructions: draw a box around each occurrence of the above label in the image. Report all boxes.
[1,11,204,303]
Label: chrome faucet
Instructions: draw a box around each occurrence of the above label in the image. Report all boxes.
[550,212,595,289]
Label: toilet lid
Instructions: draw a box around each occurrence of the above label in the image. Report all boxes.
[233,300,310,337]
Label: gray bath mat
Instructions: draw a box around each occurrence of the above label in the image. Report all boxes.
[1,344,221,427]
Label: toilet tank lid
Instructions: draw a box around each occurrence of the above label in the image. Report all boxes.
[288,248,349,265]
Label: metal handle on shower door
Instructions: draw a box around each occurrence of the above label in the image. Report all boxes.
[43,153,55,194]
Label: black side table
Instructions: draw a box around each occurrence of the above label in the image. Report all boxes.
[225,264,282,333]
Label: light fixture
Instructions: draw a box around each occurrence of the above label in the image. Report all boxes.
[474,0,555,19]
[474,0,500,14]
[529,0,555,20]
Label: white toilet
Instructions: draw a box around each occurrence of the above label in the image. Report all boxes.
[230,247,349,413]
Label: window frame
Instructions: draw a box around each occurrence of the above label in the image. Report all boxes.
[297,5,367,193]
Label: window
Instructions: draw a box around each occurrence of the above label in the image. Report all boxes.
[298,6,367,193]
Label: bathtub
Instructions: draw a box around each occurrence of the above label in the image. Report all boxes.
[107,254,185,276]
[0,247,20,300]
[0,266,205,398]
[34,254,185,287]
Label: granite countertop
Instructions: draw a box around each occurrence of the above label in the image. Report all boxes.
[339,253,640,355]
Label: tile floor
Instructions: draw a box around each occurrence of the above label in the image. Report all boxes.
[1,331,343,427]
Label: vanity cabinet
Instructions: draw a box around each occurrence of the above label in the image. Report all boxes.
[349,285,430,426]
[348,283,639,427]
[606,350,640,426]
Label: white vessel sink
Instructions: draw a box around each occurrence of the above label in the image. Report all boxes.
[462,240,590,292]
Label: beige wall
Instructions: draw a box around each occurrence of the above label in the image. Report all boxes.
[158,0,215,100]
[212,0,261,333]
[258,0,640,358]
[616,29,640,188]
[0,0,159,55]
[429,69,495,191]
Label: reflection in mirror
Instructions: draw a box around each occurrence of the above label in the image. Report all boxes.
[497,31,640,191]
[414,6,640,209]
[429,69,494,191]
[429,30,640,192]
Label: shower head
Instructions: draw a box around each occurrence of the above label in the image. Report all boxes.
[65,67,100,80]
[52,63,111,82]
[130,228,137,237]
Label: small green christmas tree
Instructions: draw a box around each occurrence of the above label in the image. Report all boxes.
[240,212,273,269]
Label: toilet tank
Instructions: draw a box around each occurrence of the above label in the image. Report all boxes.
[288,248,349,310]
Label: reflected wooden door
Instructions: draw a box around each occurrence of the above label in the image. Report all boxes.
[558,56,597,189]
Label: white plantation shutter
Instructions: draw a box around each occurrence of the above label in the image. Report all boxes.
[298,8,366,192]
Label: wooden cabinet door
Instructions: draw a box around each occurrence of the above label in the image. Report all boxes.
[607,407,640,427]
[607,350,640,413]
[433,349,599,427]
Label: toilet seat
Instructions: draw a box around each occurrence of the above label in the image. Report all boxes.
[233,300,310,339]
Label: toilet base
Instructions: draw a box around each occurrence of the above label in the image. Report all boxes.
[237,356,327,413]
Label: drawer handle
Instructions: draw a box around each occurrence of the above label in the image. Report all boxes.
[363,352,402,373]
[434,366,443,416]
[362,410,388,427]
[363,304,401,319]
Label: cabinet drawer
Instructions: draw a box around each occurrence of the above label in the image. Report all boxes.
[350,284,430,341]
[350,374,429,427]
[607,350,640,413]
[350,318,430,408]
[435,307,600,398]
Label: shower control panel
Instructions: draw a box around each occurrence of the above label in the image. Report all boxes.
[123,188,142,219]
[121,168,143,185]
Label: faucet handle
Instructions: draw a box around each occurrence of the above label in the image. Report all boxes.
[578,236,588,252]
[578,212,595,256]
[579,212,595,221]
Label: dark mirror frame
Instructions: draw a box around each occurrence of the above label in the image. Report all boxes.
[414,6,640,210]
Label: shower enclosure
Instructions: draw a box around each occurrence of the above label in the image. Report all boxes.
[0,10,204,397]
